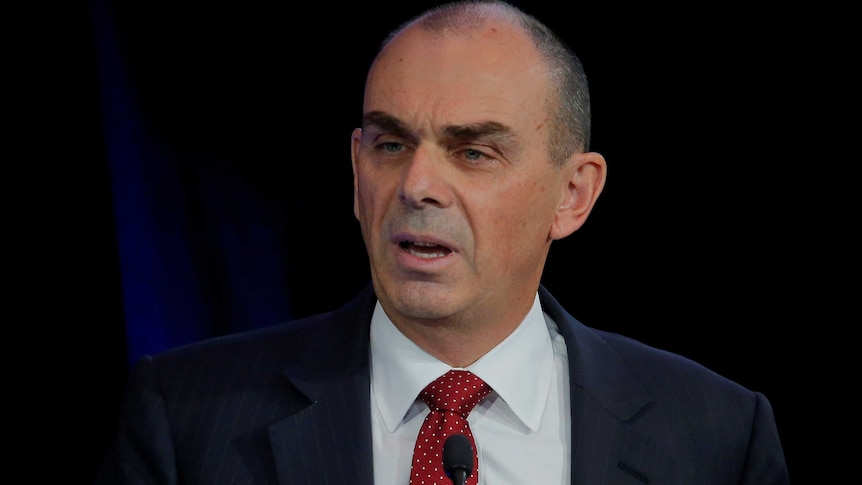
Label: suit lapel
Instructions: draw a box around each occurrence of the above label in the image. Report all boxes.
[268,285,377,485]
[539,286,665,484]
[269,371,374,485]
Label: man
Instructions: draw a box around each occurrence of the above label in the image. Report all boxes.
[96,1,789,483]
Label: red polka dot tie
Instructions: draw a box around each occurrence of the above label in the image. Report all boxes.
[409,370,492,485]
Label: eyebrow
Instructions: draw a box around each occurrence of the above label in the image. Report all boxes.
[362,111,517,146]
[443,121,515,145]
[362,111,416,144]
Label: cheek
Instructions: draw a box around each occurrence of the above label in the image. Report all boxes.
[354,181,384,255]
[355,181,378,231]
[491,178,555,234]
[355,172,395,230]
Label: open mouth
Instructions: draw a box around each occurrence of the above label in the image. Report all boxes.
[399,240,452,259]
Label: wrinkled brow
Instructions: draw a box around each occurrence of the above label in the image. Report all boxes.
[361,111,516,145]
[362,111,413,139]
[443,121,515,144]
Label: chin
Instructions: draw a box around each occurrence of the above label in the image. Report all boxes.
[382,279,464,320]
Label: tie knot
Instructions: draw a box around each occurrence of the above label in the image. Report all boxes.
[420,370,491,416]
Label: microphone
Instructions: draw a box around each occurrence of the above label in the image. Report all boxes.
[443,433,473,485]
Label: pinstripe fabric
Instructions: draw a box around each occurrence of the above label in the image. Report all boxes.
[543,289,789,484]
[96,284,788,484]
[96,287,377,485]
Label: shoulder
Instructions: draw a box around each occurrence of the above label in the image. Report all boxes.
[540,284,788,481]
[139,283,377,381]
[539,285,758,402]
[596,328,752,396]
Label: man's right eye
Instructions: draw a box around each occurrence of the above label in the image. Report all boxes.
[377,142,404,153]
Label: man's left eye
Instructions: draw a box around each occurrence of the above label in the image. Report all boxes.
[464,149,483,161]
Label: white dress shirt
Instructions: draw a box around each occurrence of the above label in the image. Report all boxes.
[370,293,571,484]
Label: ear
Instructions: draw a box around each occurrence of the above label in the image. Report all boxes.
[549,151,607,240]
[351,128,362,220]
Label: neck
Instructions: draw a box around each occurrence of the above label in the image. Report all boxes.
[389,293,536,367]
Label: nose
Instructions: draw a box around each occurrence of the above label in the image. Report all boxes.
[398,145,452,209]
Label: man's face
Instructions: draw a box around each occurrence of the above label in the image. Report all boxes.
[351,22,571,330]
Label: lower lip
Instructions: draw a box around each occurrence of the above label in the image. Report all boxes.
[394,245,454,271]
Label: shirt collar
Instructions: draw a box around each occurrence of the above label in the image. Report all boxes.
[370,293,554,432]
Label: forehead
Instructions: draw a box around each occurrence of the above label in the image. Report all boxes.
[364,20,551,133]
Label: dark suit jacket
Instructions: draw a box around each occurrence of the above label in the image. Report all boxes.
[96,284,789,484]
